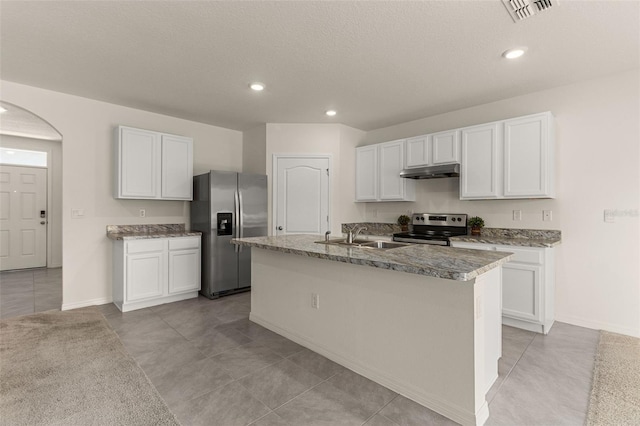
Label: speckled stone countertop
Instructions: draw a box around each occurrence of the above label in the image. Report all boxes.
[106,224,201,241]
[450,228,561,248]
[232,234,512,282]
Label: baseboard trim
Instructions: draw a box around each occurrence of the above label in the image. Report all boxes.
[61,297,112,311]
[250,312,486,426]
[555,314,639,338]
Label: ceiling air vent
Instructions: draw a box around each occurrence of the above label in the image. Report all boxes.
[502,0,558,22]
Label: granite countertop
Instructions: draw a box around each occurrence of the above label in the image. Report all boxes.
[449,228,561,248]
[342,223,562,248]
[106,224,202,241]
[232,234,513,282]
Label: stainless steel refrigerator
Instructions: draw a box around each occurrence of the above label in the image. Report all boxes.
[191,170,268,298]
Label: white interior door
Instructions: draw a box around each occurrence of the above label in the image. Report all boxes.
[0,165,47,271]
[274,156,330,236]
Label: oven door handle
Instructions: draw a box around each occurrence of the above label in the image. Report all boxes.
[393,236,449,246]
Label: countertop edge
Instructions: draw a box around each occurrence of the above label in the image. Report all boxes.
[233,238,513,282]
[107,231,202,241]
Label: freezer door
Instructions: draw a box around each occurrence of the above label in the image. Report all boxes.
[208,170,239,295]
[237,173,268,288]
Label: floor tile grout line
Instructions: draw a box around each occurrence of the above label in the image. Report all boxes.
[490,332,538,403]
[359,393,401,426]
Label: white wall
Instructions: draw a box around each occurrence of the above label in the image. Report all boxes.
[1,80,242,309]
[0,135,63,267]
[243,124,267,175]
[265,123,366,235]
[362,69,640,337]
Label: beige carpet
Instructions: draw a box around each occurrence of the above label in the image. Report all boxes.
[587,330,640,426]
[0,308,179,426]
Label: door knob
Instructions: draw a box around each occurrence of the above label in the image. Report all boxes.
[277,226,283,230]
[40,221,46,225]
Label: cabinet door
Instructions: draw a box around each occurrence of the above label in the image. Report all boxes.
[118,127,160,199]
[355,145,378,201]
[405,135,429,168]
[502,263,541,322]
[379,140,408,200]
[161,134,193,200]
[168,249,201,294]
[460,123,500,199]
[432,130,460,165]
[126,251,165,302]
[503,113,551,198]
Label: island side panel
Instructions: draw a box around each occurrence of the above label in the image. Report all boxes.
[249,248,491,426]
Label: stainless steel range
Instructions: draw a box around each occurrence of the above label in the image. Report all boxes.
[393,213,468,246]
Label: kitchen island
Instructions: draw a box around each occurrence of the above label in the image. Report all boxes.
[232,235,512,426]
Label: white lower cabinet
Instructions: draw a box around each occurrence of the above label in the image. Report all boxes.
[451,241,555,334]
[113,236,201,312]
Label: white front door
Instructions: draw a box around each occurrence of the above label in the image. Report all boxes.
[274,156,330,236]
[0,165,47,270]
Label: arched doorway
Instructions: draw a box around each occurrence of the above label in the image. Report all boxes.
[0,101,63,318]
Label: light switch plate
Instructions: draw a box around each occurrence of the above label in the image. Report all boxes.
[71,208,84,218]
[513,210,522,221]
[604,209,615,223]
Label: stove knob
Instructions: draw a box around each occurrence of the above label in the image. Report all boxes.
[457,218,462,222]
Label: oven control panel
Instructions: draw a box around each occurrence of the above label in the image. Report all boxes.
[412,213,467,227]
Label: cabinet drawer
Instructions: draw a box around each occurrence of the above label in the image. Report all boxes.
[495,246,542,264]
[126,239,165,254]
[169,237,201,251]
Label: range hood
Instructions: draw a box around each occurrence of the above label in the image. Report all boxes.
[400,163,460,179]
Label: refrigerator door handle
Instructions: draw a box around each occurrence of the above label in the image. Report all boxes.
[238,191,244,239]
[234,190,240,253]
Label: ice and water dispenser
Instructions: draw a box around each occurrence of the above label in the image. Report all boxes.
[217,212,233,236]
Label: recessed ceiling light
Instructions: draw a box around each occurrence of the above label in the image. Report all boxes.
[502,48,527,59]
[0,106,7,113]
[325,110,337,117]
[249,82,265,91]
[6,151,15,155]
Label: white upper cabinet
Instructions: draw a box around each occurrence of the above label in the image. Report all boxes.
[405,135,429,168]
[432,130,460,164]
[460,112,555,200]
[405,130,460,168]
[460,123,500,199]
[115,126,193,200]
[503,112,554,198]
[118,127,160,199]
[355,145,378,202]
[161,134,193,200]
[355,140,415,202]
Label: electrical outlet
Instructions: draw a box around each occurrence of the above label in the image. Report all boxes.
[513,210,522,221]
[311,293,320,309]
[71,208,85,218]
[542,210,552,221]
[139,209,146,217]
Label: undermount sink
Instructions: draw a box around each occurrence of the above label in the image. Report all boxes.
[358,241,408,249]
[316,238,409,250]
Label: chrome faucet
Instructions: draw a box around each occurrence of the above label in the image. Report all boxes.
[346,225,367,244]
[325,230,331,242]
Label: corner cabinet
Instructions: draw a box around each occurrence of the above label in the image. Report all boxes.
[115,126,193,200]
[450,241,555,334]
[356,140,415,202]
[113,236,201,312]
[460,112,555,200]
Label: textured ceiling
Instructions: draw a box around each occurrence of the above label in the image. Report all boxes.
[1,1,638,132]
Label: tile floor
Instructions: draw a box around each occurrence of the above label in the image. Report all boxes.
[93,292,599,426]
[0,267,62,319]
